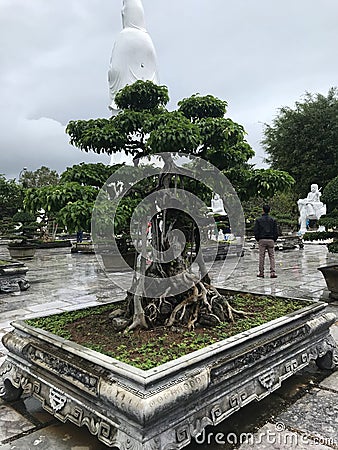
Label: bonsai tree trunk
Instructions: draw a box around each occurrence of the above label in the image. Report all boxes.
[111,156,248,332]
[128,222,148,331]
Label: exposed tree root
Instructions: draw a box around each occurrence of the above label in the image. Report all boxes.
[111,269,253,332]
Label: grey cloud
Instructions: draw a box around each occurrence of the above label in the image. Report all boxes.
[1,0,338,179]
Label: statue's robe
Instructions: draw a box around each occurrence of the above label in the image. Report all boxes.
[108,0,159,113]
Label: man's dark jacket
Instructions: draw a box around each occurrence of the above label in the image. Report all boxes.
[254,213,278,242]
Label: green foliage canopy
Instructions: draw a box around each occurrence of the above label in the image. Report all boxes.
[20,166,60,188]
[25,182,97,215]
[23,163,121,234]
[66,81,294,200]
[320,175,338,231]
[60,162,123,188]
[0,175,23,219]
[320,175,338,252]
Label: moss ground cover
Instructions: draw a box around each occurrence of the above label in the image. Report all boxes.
[25,293,311,370]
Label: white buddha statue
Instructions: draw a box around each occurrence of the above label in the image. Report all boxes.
[297,183,326,233]
[208,193,226,216]
[108,0,160,114]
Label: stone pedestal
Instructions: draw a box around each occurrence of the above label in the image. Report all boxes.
[318,264,338,301]
[100,252,136,272]
[7,245,36,259]
[71,242,95,253]
[0,260,30,293]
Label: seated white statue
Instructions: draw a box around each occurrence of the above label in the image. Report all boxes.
[208,193,226,216]
[218,229,225,241]
[108,0,159,113]
[297,183,326,233]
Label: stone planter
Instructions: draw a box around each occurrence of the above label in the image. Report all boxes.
[100,251,137,272]
[34,240,72,249]
[202,242,244,261]
[318,264,338,301]
[276,235,304,250]
[0,293,337,449]
[0,259,30,293]
[95,242,137,272]
[7,245,36,259]
[71,242,95,254]
[249,236,304,251]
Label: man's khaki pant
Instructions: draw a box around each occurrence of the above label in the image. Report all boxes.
[258,239,276,275]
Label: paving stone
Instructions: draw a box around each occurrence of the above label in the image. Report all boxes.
[12,397,56,426]
[25,301,73,313]
[236,422,334,449]
[0,402,35,442]
[277,389,338,444]
[319,371,338,392]
[0,422,109,449]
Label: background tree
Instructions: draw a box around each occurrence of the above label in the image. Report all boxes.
[0,175,24,236]
[24,163,121,238]
[243,189,299,236]
[66,80,294,332]
[19,166,60,188]
[60,162,123,187]
[320,175,338,253]
[0,175,23,219]
[262,87,338,197]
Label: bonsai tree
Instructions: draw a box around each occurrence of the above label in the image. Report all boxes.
[66,80,294,332]
[0,175,24,236]
[7,210,40,248]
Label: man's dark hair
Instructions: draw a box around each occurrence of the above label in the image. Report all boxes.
[263,204,271,213]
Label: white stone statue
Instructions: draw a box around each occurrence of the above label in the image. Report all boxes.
[297,183,326,233]
[208,193,226,216]
[218,229,225,241]
[108,0,160,114]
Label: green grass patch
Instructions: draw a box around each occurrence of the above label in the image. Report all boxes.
[25,294,312,370]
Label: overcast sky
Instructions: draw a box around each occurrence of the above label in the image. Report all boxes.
[1,0,337,180]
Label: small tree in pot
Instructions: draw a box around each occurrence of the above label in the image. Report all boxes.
[7,211,39,259]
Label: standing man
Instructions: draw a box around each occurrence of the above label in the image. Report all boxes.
[254,205,279,278]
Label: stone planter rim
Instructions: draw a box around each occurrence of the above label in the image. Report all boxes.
[318,263,338,270]
[0,259,27,268]
[7,244,37,250]
[9,296,328,386]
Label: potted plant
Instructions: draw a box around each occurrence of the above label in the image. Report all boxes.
[316,175,338,300]
[7,211,39,259]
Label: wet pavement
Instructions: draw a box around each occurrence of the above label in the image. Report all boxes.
[0,241,337,449]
